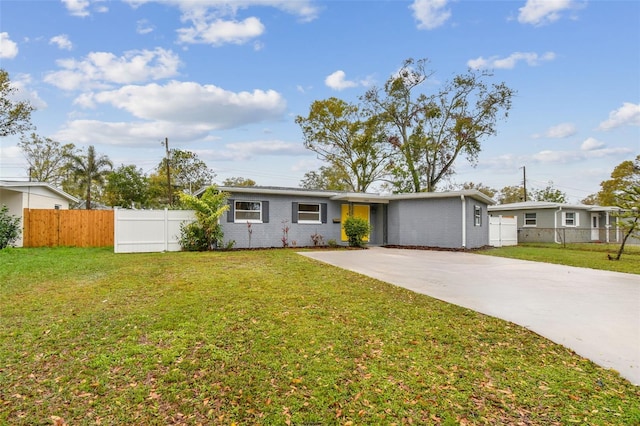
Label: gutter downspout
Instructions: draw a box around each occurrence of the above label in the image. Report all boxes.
[554,206,562,244]
[605,211,610,243]
[461,195,466,248]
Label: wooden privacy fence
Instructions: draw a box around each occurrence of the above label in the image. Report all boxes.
[23,209,114,248]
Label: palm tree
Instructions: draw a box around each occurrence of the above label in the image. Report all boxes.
[67,145,113,210]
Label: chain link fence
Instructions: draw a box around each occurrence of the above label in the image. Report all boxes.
[517,227,626,245]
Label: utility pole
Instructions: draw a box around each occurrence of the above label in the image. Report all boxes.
[164,137,172,206]
[523,166,527,202]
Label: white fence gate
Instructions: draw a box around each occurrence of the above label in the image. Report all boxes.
[114,208,196,253]
[489,215,518,247]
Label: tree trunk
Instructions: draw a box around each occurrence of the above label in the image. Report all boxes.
[613,217,638,260]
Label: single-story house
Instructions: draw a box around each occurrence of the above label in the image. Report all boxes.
[0,180,78,247]
[488,201,622,244]
[203,186,494,249]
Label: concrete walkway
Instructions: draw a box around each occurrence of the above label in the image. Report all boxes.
[299,247,640,385]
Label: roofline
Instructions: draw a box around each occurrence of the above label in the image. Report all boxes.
[488,201,619,212]
[386,190,496,205]
[203,185,494,205]
[0,180,79,203]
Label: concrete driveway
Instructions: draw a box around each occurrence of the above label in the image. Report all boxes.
[299,247,640,385]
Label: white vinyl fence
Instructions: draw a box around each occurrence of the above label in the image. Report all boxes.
[489,215,518,247]
[114,208,196,253]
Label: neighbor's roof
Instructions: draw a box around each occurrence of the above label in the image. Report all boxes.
[200,185,495,205]
[488,201,619,212]
[0,180,79,203]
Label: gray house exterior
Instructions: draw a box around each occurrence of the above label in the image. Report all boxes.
[212,186,494,249]
[488,201,622,244]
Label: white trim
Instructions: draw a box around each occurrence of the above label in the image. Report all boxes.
[234,200,262,223]
[297,202,321,224]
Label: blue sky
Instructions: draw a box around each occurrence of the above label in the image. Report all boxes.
[1,0,638,202]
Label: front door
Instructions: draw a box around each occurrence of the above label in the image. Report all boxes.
[591,213,600,241]
[341,204,370,242]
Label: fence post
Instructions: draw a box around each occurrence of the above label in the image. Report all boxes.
[164,208,169,252]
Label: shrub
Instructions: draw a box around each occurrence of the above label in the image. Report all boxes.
[310,232,324,247]
[0,205,21,249]
[327,238,338,248]
[178,186,229,251]
[178,222,209,251]
[343,216,371,248]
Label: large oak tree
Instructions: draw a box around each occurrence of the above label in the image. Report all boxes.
[18,133,76,186]
[296,97,393,193]
[363,58,514,192]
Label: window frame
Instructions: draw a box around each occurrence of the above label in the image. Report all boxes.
[474,205,482,226]
[234,200,262,223]
[524,212,537,227]
[297,202,322,224]
[563,211,578,227]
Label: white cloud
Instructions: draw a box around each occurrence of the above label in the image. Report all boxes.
[325,70,358,91]
[224,140,308,159]
[410,0,451,30]
[54,119,211,146]
[126,0,319,21]
[0,32,19,59]
[136,19,155,35]
[531,145,632,164]
[125,0,318,46]
[9,73,48,110]
[75,80,287,129]
[61,0,108,17]
[598,102,640,130]
[580,137,605,151]
[43,47,182,90]
[62,0,90,17]
[178,17,265,46]
[468,51,556,70]
[324,70,373,91]
[533,122,577,139]
[518,0,578,26]
[50,34,73,50]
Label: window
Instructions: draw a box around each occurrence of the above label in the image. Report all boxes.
[562,211,578,227]
[524,212,537,226]
[291,202,327,224]
[235,201,262,222]
[474,205,482,226]
[297,203,321,223]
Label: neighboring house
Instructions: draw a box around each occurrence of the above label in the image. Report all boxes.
[0,181,78,247]
[206,186,494,249]
[488,201,622,244]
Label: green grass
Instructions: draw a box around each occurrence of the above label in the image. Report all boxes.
[1,247,639,425]
[479,243,640,274]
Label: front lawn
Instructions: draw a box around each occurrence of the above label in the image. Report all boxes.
[479,243,640,274]
[1,247,638,424]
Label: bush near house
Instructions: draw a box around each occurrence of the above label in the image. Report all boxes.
[0,205,20,249]
[343,215,371,247]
